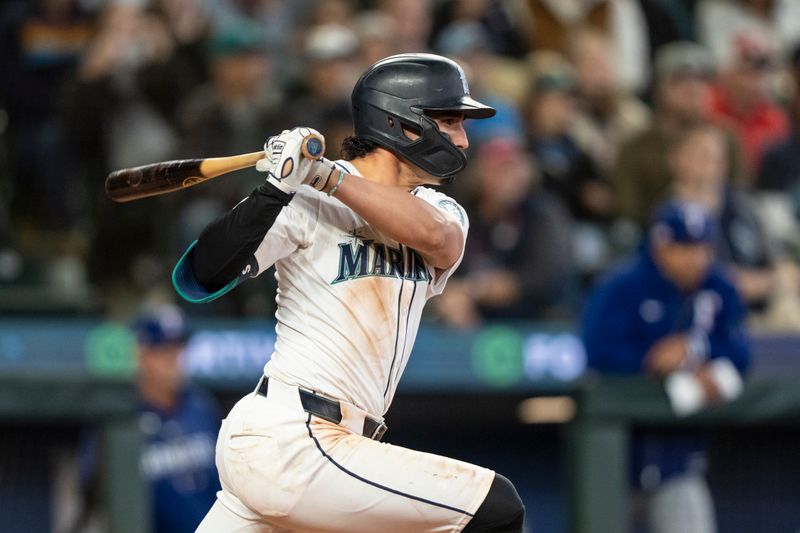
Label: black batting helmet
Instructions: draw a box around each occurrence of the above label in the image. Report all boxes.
[351,53,496,179]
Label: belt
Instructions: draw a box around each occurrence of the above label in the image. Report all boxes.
[256,376,388,441]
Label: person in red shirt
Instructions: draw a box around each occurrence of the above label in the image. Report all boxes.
[708,31,789,182]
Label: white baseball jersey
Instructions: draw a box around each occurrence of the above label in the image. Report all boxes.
[250,160,468,417]
[197,161,496,533]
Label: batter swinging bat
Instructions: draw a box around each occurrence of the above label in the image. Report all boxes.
[105,134,326,203]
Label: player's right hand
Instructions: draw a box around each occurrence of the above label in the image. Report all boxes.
[256,127,333,194]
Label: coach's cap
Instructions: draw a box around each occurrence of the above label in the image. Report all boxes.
[654,41,714,81]
[134,304,190,347]
[649,200,715,245]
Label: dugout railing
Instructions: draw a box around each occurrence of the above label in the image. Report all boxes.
[565,376,800,533]
[0,372,148,533]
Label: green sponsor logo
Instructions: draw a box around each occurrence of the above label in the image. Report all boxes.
[471,326,523,387]
[85,323,136,376]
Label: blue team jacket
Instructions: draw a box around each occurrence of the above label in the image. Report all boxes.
[139,386,222,533]
[581,249,751,487]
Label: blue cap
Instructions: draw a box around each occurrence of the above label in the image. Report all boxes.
[133,304,190,347]
[649,201,715,244]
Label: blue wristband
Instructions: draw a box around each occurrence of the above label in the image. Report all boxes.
[327,169,345,197]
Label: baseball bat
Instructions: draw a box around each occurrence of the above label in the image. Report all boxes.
[105,134,326,203]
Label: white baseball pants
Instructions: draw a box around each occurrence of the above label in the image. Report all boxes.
[196,378,495,533]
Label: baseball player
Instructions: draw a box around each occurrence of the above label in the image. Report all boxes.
[173,54,525,532]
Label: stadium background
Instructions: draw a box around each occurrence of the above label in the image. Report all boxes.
[2,0,800,531]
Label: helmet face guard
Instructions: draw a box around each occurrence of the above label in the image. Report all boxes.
[351,53,496,180]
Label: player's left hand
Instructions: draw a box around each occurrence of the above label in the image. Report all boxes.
[256,127,339,194]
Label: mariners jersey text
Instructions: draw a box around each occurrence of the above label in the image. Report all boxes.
[333,239,430,284]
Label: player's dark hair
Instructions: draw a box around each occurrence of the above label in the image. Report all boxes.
[340,136,378,161]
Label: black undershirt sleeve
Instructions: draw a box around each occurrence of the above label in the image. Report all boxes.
[191,181,293,291]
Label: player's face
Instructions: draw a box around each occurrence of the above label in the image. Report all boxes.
[138,344,184,397]
[653,241,714,291]
[428,111,469,150]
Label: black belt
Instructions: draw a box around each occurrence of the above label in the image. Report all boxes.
[256,376,387,441]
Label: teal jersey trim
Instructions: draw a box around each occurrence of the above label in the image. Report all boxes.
[172,241,239,304]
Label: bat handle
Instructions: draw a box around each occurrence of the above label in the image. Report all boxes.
[301,134,326,160]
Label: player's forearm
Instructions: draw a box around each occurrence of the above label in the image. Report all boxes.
[330,173,463,268]
[192,182,292,290]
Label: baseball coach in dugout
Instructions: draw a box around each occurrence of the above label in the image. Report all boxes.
[173,54,525,532]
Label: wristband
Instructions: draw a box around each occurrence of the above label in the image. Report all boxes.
[327,169,345,197]
[665,371,705,417]
[707,358,743,401]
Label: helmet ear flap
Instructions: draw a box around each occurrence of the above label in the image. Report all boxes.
[359,105,467,178]
[399,112,467,177]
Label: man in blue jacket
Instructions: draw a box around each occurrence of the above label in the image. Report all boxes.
[75,305,221,532]
[133,304,222,533]
[582,200,750,533]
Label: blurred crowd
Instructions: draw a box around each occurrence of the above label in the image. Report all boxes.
[3,0,800,331]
